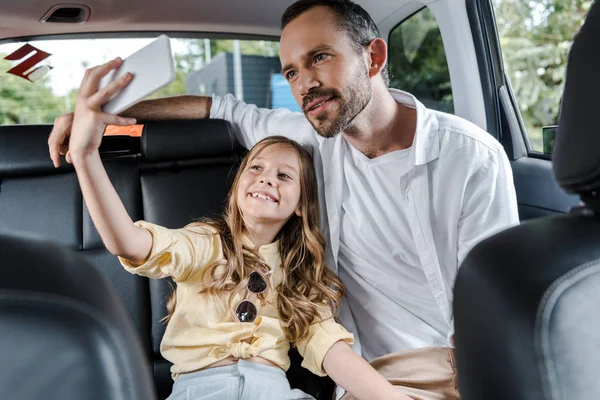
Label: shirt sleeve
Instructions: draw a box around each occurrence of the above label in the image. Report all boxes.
[209,93,312,149]
[294,303,355,377]
[457,144,520,265]
[118,221,222,282]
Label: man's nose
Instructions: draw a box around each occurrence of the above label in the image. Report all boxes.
[299,70,320,99]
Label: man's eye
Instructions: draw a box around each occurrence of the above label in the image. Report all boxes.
[286,71,297,80]
[315,53,327,62]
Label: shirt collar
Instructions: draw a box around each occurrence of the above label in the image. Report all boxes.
[242,234,279,254]
[388,89,440,166]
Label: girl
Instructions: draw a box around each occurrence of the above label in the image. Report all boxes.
[68,58,408,400]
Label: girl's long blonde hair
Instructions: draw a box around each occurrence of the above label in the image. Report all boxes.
[164,136,344,343]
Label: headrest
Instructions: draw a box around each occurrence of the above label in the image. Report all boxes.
[0,231,156,400]
[553,3,600,194]
[454,212,600,399]
[0,125,64,177]
[0,125,138,177]
[141,119,237,162]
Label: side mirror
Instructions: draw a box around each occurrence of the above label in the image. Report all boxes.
[542,125,557,156]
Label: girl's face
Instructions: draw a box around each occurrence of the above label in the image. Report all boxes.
[236,144,302,226]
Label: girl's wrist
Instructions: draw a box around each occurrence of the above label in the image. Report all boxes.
[70,149,100,165]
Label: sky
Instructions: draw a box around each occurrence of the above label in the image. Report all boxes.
[0,37,189,96]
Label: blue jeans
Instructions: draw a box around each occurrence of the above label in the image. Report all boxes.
[167,360,316,400]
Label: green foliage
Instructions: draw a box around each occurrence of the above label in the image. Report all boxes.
[388,8,453,113]
[0,57,68,124]
[493,0,593,150]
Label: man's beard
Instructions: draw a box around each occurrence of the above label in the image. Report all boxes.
[302,64,372,138]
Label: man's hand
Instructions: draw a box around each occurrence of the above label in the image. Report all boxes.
[48,112,74,168]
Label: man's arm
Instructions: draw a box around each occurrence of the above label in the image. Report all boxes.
[457,146,519,264]
[50,86,307,168]
[120,95,211,121]
[48,95,211,167]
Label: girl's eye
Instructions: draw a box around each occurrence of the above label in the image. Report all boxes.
[278,173,291,179]
[250,165,262,171]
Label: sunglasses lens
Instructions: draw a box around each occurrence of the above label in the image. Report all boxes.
[236,300,257,323]
[247,271,267,294]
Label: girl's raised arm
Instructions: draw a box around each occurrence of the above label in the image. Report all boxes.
[69,58,152,264]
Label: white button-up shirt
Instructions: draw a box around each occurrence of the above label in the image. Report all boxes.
[337,141,447,361]
[210,89,519,360]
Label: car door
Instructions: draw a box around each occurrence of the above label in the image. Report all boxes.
[474,0,582,220]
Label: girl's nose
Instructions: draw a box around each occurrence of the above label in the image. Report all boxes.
[260,177,273,186]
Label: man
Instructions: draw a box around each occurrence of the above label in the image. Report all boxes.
[48,1,519,398]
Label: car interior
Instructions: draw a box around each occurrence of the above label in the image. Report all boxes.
[0,0,596,399]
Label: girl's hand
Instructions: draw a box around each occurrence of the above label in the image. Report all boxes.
[323,341,412,400]
[69,58,137,160]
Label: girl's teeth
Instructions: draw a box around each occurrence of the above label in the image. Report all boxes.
[252,193,274,201]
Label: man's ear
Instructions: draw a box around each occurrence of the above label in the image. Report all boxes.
[366,38,388,78]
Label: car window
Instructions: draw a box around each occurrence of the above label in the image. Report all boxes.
[0,36,293,135]
[492,0,593,154]
[388,7,454,114]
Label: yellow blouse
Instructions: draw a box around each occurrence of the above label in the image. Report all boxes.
[118,221,354,379]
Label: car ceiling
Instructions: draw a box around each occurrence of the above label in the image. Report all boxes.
[0,0,413,41]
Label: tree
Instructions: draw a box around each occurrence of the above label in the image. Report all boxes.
[388,8,453,113]
[493,0,593,149]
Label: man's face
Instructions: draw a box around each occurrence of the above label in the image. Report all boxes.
[280,6,372,138]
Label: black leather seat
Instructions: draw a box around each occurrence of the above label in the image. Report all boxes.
[0,231,156,400]
[453,2,600,399]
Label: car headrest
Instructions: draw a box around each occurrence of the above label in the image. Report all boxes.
[454,215,600,399]
[0,125,139,178]
[0,231,156,400]
[0,125,62,177]
[141,119,237,162]
[553,3,600,195]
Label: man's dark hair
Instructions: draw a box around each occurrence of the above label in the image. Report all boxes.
[281,0,389,87]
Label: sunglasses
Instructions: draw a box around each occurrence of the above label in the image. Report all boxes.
[235,270,271,323]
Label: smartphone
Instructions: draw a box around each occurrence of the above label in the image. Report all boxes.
[99,34,175,115]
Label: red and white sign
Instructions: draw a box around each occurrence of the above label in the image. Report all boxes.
[4,43,53,82]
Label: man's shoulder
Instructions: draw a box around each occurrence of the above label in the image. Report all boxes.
[390,89,503,166]
[432,109,504,164]
[212,93,307,124]
[433,110,500,151]
[209,93,319,148]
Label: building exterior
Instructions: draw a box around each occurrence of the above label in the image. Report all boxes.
[186,52,285,109]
